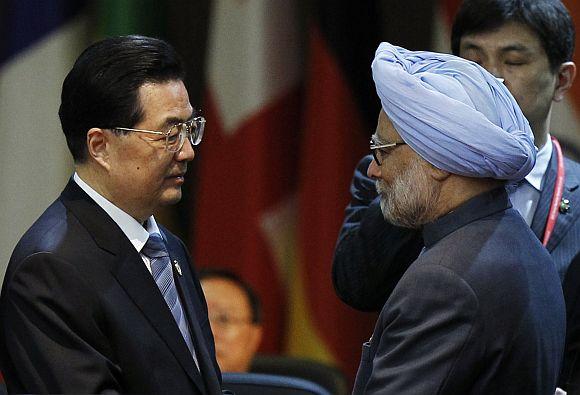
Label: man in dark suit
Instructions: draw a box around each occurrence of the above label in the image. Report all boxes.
[333,1,580,389]
[0,35,223,394]
[352,42,564,394]
[334,0,579,307]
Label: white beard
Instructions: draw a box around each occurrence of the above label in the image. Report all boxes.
[376,158,440,229]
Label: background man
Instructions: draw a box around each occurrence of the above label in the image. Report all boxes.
[199,268,263,373]
[333,1,580,388]
[0,35,223,394]
[353,42,564,394]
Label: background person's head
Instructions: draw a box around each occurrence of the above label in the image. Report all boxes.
[59,35,198,222]
[450,0,576,147]
[199,268,263,373]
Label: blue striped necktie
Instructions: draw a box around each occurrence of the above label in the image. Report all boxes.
[142,232,199,369]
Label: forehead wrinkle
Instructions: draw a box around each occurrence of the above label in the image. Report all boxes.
[461,24,544,54]
[159,114,193,130]
[138,81,192,128]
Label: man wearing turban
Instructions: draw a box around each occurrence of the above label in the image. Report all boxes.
[352,43,565,394]
[334,1,580,390]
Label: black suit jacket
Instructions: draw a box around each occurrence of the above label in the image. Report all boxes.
[352,189,565,394]
[0,179,223,394]
[563,253,580,393]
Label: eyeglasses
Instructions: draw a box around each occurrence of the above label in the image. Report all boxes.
[370,138,407,166]
[114,116,206,152]
[208,312,253,330]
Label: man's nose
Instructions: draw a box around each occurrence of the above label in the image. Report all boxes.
[367,158,382,179]
[175,138,195,162]
[481,61,502,79]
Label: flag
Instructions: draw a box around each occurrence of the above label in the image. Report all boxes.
[0,0,89,286]
[432,0,460,52]
[94,0,167,38]
[289,0,382,381]
[557,0,580,155]
[193,0,304,354]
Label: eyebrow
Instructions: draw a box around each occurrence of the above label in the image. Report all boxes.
[500,44,534,55]
[159,115,194,130]
[461,42,533,55]
[371,134,385,145]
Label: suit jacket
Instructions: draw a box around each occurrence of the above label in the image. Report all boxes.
[333,151,580,311]
[532,156,580,279]
[0,179,223,394]
[562,253,580,393]
[352,188,565,394]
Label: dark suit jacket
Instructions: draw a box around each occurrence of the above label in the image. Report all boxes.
[333,151,580,312]
[0,179,223,394]
[562,253,580,393]
[352,188,565,394]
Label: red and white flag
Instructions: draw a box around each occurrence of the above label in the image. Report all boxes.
[193,0,304,354]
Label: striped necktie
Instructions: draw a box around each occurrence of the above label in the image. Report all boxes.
[142,232,199,369]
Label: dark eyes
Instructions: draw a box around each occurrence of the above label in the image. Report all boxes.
[505,61,526,66]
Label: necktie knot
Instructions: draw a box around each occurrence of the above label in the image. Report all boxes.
[142,233,169,259]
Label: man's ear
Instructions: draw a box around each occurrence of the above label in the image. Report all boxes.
[427,163,450,182]
[248,324,263,355]
[86,128,111,170]
[553,61,576,103]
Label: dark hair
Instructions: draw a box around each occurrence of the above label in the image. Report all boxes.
[451,0,575,71]
[59,35,186,163]
[199,268,262,324]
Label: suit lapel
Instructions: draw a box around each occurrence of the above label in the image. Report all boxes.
[164,235,222,395]
[61,180,206,392]
[112,248,207,392]
[546,157,580,251]
[531,153,580,251]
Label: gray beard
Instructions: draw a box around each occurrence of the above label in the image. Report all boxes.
[376,159,440,229]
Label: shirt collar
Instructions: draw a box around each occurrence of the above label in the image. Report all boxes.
[422,187,511,248]
[525,135,552,191]
[73,173,160,254]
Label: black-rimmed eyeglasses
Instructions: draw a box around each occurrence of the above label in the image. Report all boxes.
[370,139,407,166]
[114,116,206,152]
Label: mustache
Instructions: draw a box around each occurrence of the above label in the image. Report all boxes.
[375,180,388,195]
[168,166,188,177]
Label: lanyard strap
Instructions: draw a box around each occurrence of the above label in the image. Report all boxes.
[542,136,565,246]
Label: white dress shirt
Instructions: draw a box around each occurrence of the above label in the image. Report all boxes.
[73,173,159,273]
[509,136,553,226]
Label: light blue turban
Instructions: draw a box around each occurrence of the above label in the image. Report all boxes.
[372,42,536,180]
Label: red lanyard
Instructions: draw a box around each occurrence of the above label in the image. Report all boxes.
[542,136,565,246]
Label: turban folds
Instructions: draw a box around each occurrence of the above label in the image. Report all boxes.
[372,42,536,180]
